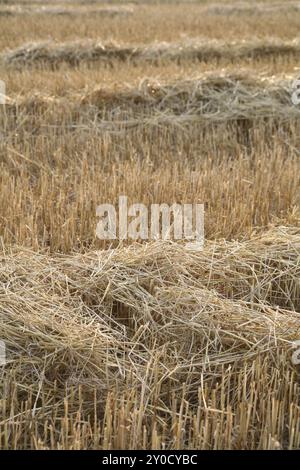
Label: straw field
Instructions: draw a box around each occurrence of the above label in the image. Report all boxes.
[0,0,299,450]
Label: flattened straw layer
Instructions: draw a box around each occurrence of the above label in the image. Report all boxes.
[1,227,299,366]
[204,2,300,15]
[63,226,300,311]
[1,227,299,448]
[3,38,300,68]
[4,74,300,128]
[81,74,300,119]
[0,5,134,17]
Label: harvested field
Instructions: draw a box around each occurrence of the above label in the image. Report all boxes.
[0,0,299,452]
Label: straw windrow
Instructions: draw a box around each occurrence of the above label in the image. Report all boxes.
[4,74,300,130]
[1,227,299,448]
[3,38,300,68]
[0,4,134,17]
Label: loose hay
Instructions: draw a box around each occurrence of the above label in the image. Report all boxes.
[0,4,134,17]
[4,74,300,130]
[204,2,300,16]
[1,227,300,449]
[3,38,300,68]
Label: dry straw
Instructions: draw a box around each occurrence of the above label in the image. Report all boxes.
[0,4,134,17]
[4,74,300,131]
[0,226,299,448]
[3,38,300,68]
[204,2,300,15]
[0,2,299,450]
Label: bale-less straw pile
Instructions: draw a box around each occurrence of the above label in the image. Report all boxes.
[204,2,300,15]
[4,74,300,131]
[0,4,134,17]
[1,227,300,449]
[3,38,300,68]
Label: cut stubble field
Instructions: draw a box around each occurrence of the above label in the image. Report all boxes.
[0,0,299,450]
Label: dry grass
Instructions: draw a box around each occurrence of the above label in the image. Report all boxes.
[0,4,134,17]
[1,355,298,449]
[0,119,299,251]
[1,228,300,449]
[204,1,300,15]
[0,0,299,450]
[1,3,300,51]
[80,74,300,126]
[4,73,300,129]
[4,38,300,68]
